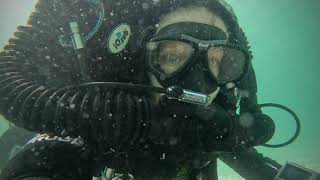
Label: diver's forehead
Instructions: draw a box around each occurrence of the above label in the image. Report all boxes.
[156,6,228,35]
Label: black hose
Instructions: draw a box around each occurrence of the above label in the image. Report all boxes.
[257,103,301,148]
[0,70,157,150]
[0,48,162,149]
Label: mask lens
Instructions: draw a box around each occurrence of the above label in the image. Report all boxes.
[207,46,247,84]
[147,40,194,76]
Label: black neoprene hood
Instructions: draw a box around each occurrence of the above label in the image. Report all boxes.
[146,0,250,52]
[155,22,228,41]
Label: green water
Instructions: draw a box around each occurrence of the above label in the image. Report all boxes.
[218,0,320,179]
[1,0,320,179]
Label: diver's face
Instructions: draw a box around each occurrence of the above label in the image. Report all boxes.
[148,6,241,105]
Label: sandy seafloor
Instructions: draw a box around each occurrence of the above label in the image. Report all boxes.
[0,0,320,179]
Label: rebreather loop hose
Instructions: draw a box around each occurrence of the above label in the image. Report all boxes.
[257,103,301,148]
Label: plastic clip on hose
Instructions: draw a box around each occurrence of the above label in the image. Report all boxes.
[70,22,84,50]
[70,22,91,83]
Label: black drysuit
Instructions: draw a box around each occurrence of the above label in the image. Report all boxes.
[0,125,281,180]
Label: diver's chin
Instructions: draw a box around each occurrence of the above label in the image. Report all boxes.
[149,74,164,105]
[205,87,220,106]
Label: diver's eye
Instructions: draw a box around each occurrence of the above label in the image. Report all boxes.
[156,41,194,75]
[161,54,181,65]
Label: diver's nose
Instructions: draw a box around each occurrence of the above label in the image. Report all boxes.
[180,62,218,94]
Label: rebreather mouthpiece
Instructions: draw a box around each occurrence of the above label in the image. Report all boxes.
[166,86,214,106]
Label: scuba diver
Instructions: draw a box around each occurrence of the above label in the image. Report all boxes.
[0,0,317,179]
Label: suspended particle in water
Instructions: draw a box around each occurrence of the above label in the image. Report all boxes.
[45,55,51,60]
[239,89,250,98]
[82,113,90,119]
[142,2,149,10]
[34,151,40,156]
[169,137,178,145]
[160,153,166,160]
[69,104,76,109]
[239,113,254,128]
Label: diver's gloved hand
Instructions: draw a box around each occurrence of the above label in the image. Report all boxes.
[155,96,234,151]
[194,102,237,151]
[196,104,276,151]
[156,96,275,152]
[239,113,276,147]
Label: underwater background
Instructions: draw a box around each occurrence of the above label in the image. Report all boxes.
[0,0,319,179]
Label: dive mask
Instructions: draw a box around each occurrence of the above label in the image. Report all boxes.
[146,23,250,86]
